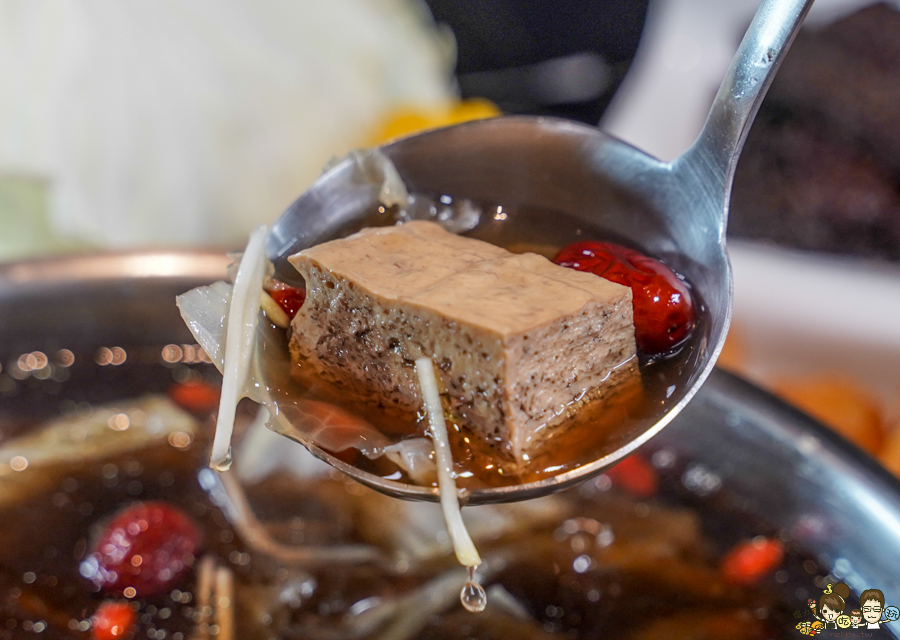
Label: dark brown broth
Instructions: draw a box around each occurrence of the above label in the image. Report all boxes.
[0,344,825,640]
[262,202,707,490]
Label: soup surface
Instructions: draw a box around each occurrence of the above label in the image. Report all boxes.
[0,331,826,640]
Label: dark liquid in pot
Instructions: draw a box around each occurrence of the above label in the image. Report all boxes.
[0,354,825,639]
[0,331,825,640]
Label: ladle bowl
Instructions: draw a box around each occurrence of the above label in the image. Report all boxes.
[264,0,814,504]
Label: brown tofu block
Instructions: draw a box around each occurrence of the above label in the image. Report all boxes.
[288,221,637,462]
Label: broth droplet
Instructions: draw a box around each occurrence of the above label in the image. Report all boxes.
[460,566,487,613]
[211,448,233,472]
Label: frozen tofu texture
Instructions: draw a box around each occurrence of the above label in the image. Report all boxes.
[288,221,637,462]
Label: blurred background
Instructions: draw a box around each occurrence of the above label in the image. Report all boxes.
[2,0,900,475]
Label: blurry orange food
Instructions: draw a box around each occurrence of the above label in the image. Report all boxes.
[720,537,784,586]
[605,454,658,498]
[879,425,900,477]
[169,380,221,414]
[773,375,885,454]
[369,99,500,144]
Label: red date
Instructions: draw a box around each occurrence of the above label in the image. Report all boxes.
[267,285,306,318]
[82,501,201,597]
[554,241,695,354]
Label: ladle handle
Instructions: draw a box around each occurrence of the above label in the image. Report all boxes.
[678,0,814,226]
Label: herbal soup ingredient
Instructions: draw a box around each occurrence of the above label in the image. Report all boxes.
[81,501,202,597]
[720,537,785,586]
[267,284,306,319]
[415,357,481,568]
[90,601,137,640]
[554,241,695,354]
[211,224,268,470]
[288,221,637,463]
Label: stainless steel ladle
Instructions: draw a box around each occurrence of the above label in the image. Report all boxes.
[265,0,814,504]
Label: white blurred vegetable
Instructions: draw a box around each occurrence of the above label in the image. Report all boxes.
[0,0,455,256]
[211,225,267,469]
